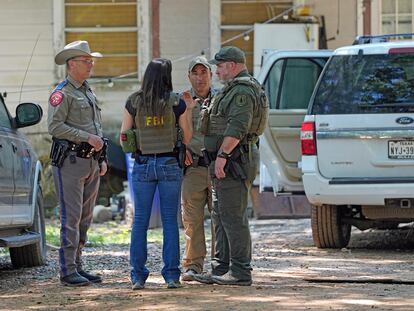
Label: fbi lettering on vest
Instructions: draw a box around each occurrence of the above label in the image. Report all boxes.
[146,116,164,126]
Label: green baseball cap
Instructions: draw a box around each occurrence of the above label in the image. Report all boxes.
[188,56,211,72]
[209,46,246,65]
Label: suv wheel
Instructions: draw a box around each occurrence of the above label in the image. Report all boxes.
[10,186,46,267]
[311,204,351,248]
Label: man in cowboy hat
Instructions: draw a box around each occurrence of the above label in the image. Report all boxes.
[48,40,108,286]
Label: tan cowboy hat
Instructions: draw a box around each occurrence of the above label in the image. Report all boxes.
[55,40,103,65]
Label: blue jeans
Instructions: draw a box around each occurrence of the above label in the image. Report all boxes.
[130,155,182,284]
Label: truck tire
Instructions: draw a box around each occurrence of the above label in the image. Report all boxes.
[311,204,351,248]
[10,187,47,267]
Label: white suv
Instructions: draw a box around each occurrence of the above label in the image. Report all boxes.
[257,50,332,194]
[301,38,414,248]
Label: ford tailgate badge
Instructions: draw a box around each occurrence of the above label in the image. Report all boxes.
[396,117,414,125]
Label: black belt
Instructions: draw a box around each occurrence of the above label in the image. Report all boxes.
[205,144,250,161]
[138,151,176,158]
[68,141,97,159]
[197,156,208,167]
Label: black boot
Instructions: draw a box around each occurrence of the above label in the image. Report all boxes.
[60,272,90,287]
[78,270,103,283]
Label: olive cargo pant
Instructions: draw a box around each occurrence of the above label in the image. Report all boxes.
[181,166,212,273]
[52,153,100,277]
[210,147,258,280]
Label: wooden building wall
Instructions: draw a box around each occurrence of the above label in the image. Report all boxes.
[0,0,54,134]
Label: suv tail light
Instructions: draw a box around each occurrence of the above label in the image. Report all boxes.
[389,47,414,54]
[301,121,317,155]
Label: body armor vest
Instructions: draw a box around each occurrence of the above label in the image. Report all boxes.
[188,100,204,155]
[188,90,215,156]
[231,76,269,138]
[134,92,180,154]
[203,76,269,143]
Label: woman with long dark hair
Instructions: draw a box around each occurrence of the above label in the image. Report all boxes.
[120,58,194,289]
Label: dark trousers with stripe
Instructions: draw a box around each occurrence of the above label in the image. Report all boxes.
[52,153,100,277]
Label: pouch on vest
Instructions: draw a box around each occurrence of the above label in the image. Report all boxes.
[120,129,137,153]
[209,113,228,134]
[199,108,210,135]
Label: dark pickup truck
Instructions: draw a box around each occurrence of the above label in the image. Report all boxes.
[0,93,46,267]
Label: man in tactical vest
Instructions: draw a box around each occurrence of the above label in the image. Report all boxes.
[48,41,108,286]
[193,46,268,286]
[181,56,216,282]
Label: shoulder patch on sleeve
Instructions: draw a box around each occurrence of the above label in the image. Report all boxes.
[235,94,247,107]
[49,91,64,107]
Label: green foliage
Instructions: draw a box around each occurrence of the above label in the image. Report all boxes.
[45,221,186,247]
[46,224,61,246]
[46,221,130,247]
[38,153,58,214]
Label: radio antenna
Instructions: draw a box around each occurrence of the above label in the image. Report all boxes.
[19,33,41,104]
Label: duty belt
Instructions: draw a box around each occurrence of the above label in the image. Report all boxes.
[197,156,208,167]
[68,141,97,159]
[51,138,108,167]
[201,144,250,165]
[188,152,209,168]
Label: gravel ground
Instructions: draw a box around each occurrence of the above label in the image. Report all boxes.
[1,218,414,310]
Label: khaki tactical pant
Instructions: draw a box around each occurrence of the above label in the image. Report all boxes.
[181,166,212,273]
[210,147,259,280]
[52,153,100,277]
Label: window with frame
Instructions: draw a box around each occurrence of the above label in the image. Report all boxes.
[381,0,413,34]
[264,58,327,110]
[65,0,138,78]
[312,54,414,115]
[264,59,283,109]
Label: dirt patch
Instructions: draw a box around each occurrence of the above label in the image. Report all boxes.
[1,219,414,310]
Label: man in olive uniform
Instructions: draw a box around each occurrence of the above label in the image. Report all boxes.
[194,46,268,286]
[181,56,215,281]
[48,41,108,286]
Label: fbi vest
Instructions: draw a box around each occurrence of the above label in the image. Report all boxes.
[134,92,180,154]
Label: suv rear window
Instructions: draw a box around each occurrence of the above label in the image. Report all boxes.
[311,52,414,114]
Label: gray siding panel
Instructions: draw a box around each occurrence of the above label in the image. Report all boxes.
[159,0,210,92]
[0,0,54,132]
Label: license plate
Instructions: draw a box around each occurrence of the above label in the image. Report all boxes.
[388,140,414,159]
